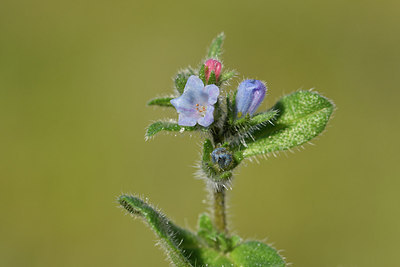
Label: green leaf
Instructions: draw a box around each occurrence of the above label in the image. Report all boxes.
[119,196,285,266]
[230,241,285,267]
[197,214,242,252]
[242,90,335,157]
[146,121,196,138]
[197,213,219,247]
[147,97,174,107]
[118,195,194,267]
[119,195,233,266]
[207,32,225,59]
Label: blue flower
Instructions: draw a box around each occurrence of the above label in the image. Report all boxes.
[235,79,267,118]
[171,75,219,127]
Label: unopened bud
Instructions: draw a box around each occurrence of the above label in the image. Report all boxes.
[204,59,222,83]
[211,147,233,170]
[235,79,267,118]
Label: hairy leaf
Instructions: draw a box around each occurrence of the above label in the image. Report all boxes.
[119,195,233,266]
[207,32,225,59]
[242,90,334,157]
[197,214,241,252]
[119,196,285,266]
[147,97,174,107]
[119,195,194,266]
[146,121,196,138]
[230,241,285,267]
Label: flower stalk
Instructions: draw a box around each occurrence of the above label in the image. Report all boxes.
[128,32,334,266]
[213,187,227,233]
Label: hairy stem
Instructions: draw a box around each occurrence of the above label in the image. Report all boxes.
[213,188,227,233]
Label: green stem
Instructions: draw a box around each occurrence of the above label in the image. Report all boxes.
[213,187,227,234]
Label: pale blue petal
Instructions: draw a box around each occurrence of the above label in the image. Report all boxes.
[248,88,265,114]
[197,105,214,127]
[204,84,219,105]
[184,75,204,93]
[171,95,195,112]
[178,114,198,126]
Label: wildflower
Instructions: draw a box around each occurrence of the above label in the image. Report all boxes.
[170,75,219,127]
[235,79,267,118]
[204,59,222,83]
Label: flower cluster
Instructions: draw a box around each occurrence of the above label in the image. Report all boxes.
[125,33,334,267]
[145,34,274,181]
[170,60,267,128]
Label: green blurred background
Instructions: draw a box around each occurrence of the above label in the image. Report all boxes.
[1,0,399,266]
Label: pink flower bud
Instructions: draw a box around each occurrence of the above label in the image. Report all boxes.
[204,59,222,83]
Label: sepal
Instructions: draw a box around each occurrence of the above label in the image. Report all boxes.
[233,109,278,128]
[219,70,237,84]
[175,70,194,94]
[207,71,217,85]
[198,64,206,85]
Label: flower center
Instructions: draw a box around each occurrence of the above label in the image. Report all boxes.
[195,103,207,116]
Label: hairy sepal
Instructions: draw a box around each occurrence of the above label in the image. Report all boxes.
[219,70,237,85]
[234,109,278,128]
[175,69,194,94]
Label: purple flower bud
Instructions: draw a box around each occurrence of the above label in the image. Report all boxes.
[235,79,267,118]
[204,59,222,83]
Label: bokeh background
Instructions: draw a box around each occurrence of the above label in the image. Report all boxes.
[1,0,399,266]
